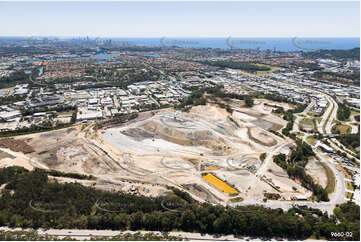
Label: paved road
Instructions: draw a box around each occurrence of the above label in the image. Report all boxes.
[324,96,338,134]
[330,138,360,162]
[314,150,345,206]
[293,99,316,133]
[302,99,316,115]
[320,95,360,162]
[316,95,333,134]
[232,86,351,214]
[257,89,348,214]
[349,114,359,134]
[0,227,278,241]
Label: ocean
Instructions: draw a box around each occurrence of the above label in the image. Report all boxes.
[109,37,360,52]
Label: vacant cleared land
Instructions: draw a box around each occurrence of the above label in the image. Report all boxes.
[306,136,316,146]
[0,138,35,153]
[0,102,317,204]
[300,118,315,132]
[332,123,352,134]
[254,64,280,74]
[320,162,336,194]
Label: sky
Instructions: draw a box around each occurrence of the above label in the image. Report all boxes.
[0,1,359,38]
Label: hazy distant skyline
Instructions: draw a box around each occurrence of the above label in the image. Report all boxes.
[0,1,359,38]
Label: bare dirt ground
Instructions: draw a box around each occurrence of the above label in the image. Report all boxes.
[305,159,328,189]
[1,102,316,205]
[97,104,306,203]
[229,99,288,131]
[0,138,34,153]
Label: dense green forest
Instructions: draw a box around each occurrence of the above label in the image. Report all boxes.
[177,85,254,110]
[0,46,56,57]
[201,60,271,73]
[337,103,351,121]
[273,152,328,202]
[302,48,360,61]
[336,133,360,151]
[0,94,27,106]
[312,71,360,84]
[271,103,330,201]
[21,105,77,116]
[0,69,38,89]
[0,167,359,240]
[0,122,74,138]
[272,138,329,202]
[272,102,307,138]
[45,169,95,180]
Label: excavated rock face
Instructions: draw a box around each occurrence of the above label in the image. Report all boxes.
[247,127,277,147]
[128,119,232,153]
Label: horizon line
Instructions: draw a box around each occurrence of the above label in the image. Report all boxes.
[0,36,360,39]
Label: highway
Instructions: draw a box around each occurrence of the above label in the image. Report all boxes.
[248,87,353,214]
[0,227,278,241]
[313,149,346,206]
[320,95,360,162]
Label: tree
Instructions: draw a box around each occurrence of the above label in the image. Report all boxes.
[180,210,196,231]
[260,153,267,162]
[113,213,128,229]
[213,213,232,234]
[244,96,254,107]
[130,212,144,230]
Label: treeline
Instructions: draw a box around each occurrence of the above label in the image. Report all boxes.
[202,60,270,73]
[73,82,124,90]
[177,88,207,109]
[0,94,26,105]
[177,85,254,110]
[256,92,303,108]
[180,86,307,113]
[337,103,351,121]
[312,71,360,83]
[272,138,329,202]
[71,69,161,90]
[262,93,292,104]
[1,106,77,137]
[273,103,307,138]
[290,139,315,164]
[45,169,95,180]
[302,48,360,61]
[336,133,360,152]
[21,105,77,116]
[0,167,359,240]
[0,46,55,57]
[0,122,73,138]
[320,202,360,241]
[0,70,29,89]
